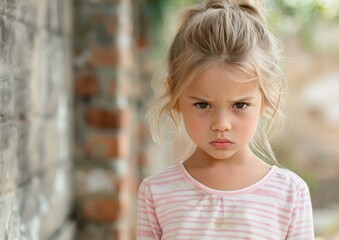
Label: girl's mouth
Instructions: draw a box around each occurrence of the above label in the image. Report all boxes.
[210,138,233,148]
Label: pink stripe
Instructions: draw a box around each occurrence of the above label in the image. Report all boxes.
[138,218,161,228]
[164,232,245,239]
[155,196,292,216]
[154,193,199,202]
[151,177,185,186]
[164,218,286,236]
[156,203,195,215]
[160,208,290,226]
[293,225,314,231]
[296,219,313,225]
[155,197,292,216]
[253,188,294,202]
[137,230,160,238]
[151,171,180,182]
[152,188,196,196]
[157,201,290,221]
[138,194,155,204]
[164,227,276,240]
[265,183,294,192]
[138,223,161,232]
[236,199,292,213]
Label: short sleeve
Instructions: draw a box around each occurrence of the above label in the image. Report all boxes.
[137,180,162,240]
[286,183,314,239]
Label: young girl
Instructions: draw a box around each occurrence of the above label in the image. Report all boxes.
[137,0,314,239]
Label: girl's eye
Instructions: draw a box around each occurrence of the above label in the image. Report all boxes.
[195,102,211,109]
[234,102,248,109]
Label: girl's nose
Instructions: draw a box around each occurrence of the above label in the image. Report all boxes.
[211,111,232,132]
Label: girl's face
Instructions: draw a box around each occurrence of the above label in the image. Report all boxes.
[177,63,263,162]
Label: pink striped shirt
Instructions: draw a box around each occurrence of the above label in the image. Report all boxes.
[137,161,314,240]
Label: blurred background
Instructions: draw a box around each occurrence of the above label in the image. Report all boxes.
[0,0,339,239]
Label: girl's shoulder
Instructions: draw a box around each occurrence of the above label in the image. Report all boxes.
[140,162,181,186]
[273,166,310,192]
[138,162,188,198]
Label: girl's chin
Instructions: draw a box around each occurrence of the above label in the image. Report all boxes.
[194,148,236,161]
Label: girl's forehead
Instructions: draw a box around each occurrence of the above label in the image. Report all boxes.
[181,64,261,99]
[202,62,256,80]
[190,63,258,86]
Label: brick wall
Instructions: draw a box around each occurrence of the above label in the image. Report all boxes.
[73,0,138,239]
[0,0,74,239]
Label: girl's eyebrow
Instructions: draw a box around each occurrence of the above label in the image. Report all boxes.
[188,96,213,102]
[188,96,256,102]
[188,96,207,100]
[231,96,256,102]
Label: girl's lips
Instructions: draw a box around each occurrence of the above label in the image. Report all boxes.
[210,138,233,148]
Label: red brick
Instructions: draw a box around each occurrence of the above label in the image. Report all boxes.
[137,150,147,167]
[84,133,128,159]
[108,80,117,95]
[86,108,129,129]
[75,73,100,97]
[82,197,120,222]
[89,45,117,68]
[137,35,149,49]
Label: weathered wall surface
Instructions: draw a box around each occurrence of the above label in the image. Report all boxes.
[0,0,74,239]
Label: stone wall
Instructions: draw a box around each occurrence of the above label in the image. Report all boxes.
[0,0,74,239]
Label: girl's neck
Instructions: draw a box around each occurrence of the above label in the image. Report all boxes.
[184,146,269,170]
[182,147,272,192]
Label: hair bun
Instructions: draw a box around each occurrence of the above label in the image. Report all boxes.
[205,0,261,8]
[205,0,265,22]
[205,0,227,9]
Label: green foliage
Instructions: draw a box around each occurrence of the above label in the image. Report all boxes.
[143,0,201,63]
[143,0,168,28]
[267,0,339,52]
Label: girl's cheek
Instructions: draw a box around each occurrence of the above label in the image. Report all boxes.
[238,117,258,135]
[183,115,200,130]
[190,118,203,131]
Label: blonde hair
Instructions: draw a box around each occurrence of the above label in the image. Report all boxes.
[147,0,287,164]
